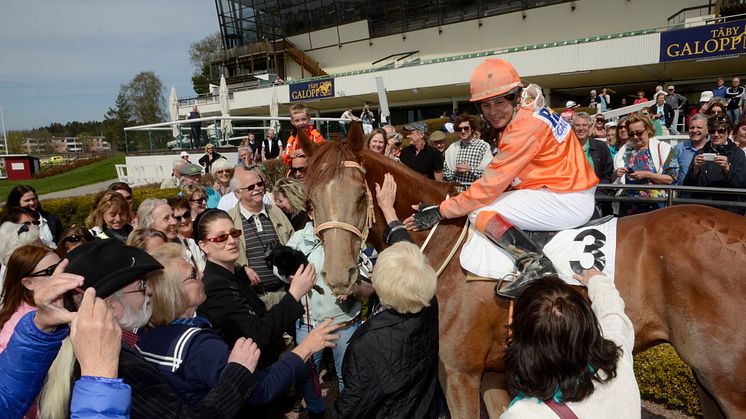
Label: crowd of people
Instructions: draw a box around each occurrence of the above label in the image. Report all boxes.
[0,60,743,418]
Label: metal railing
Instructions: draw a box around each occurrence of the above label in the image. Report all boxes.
[596,183,746,209]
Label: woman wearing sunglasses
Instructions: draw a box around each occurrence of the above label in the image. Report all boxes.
[0,244,60,354]
[683,116,746,214]
[194,209,318,368]
[56,226,94,258]
[210,158,234,197]
[184,185,208,222]
[613,112,678,216]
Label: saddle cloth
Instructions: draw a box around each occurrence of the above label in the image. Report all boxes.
[460,217,617,286]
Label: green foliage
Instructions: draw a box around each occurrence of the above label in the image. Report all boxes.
[125,71,166,125]
[6,131,25,154]
[634,344,702,417]
[34,156,108,179]
[192,63,211,95]
[103,91,133,151]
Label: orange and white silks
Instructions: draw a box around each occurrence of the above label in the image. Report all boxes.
[439,106,599,219]
[282,126,325,166]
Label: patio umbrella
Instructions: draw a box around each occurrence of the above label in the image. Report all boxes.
[168,86,179,138]
[219,75,233,140]
[269,87,280,135]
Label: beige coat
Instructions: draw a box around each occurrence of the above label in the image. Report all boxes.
[227,201,293,268]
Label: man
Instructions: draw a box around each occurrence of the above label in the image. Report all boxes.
[246,133,261,160]
[443,115,492,190]
[262,128,282,159]
[188,106,202,148]
[228,169,294,308]
[713,77,727,98]
[560,101,578,123]
[688,91,714,125]
[429,131,447,157]
[339,108,359,137]
[574,113,614,215]
[160,159,186,189]
[590,114,607,139]
[58,239,261,419]
[665,85,687,135]
[673,113,709,185]
[586,89,599,109]
[725,77,744,124]
[179,163,220,208]
[282,103,325,166]
[633,90,647,105]
[599,87,611,111]
[407,59,598,298]
[289,153,308,182]
[649,91,675,133]
[237,145,254,169]
[180,151,191,163]
[399,122,444,181]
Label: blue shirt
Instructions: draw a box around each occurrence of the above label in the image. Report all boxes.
[673,140,699,185]
[713,85,727,98]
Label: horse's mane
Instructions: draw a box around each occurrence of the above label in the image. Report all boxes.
[305,140,358,193]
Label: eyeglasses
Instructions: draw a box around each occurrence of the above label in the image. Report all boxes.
[123,279,147,295]
[457,126,471,132]
[289,167,306,175]
[174,211,191,222]
[28,263,59,278]
[596,119,606,123]
[190,197,206,204]
[120,195,133,201]
[204,229,242,243]
[709,128,728,135]
[629,130,647,138]
[22,220,41,226]
[237,180,265,192]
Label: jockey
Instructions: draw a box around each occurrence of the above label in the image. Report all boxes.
[408,59,599,298]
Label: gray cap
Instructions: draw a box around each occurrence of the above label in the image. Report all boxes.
[429,131,446,143]
[179,163,203,176]
[403,121,428,134]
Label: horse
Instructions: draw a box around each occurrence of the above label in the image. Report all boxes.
[298,123,746,418]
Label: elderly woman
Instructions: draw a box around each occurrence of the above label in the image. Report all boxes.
[5,185,62,248]
[734,118,746,153]
[683,116,746,213]
[138,243,340,411]
[127,228,168,252]
[366,128,387,155]
[272,178,309,231]
[56,226,95,258]
[613,112,678,216]
[85,191,132,242]
[500,270,639,418]
[333,240,439,419]
[198,143,224,174]
[605,121,619,158]
[210,158,234,197]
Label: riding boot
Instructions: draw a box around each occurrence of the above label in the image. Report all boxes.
[474,211,557,299]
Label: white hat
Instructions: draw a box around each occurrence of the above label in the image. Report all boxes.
[180,151,189,158]
[700,91,714,103]
[565,100,577,108]
[604,121,618,129]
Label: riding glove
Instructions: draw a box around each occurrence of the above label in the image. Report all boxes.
[413,203,443,230]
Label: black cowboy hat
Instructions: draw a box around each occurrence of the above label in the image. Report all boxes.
[66,239,164,299]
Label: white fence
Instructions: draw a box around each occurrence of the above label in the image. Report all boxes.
[118,152,239,186]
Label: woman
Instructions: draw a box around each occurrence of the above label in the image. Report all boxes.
[210,158,233,197]
[333,241,439,419]
[85,191,132,242]
[5,185,62,248]
[604,121,619,158]
[734,118,746,153]
[272,178,309,231]
[683,116,746,213]
[613,112,678,216]
[127,228,168,252]
[194,209,316,367]
[184,185,208,222]
[138,243,340,410]
[167,197,193,240]
[366,128,387,155]
[198,144,224,174]
[0,207,39,226]
[56,226,94,258]
[500,270,639,418]
[707,99,727,118]
[0,245,59,353]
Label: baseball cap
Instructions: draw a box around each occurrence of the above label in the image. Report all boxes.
[700,91,714,103]
[180,151,189,158]
[403,121,428,134]
[179,163,203,176]
[429,131,446,143]
[565,100,577,108]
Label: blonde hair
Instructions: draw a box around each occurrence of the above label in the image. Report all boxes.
[183,185,206,201]
[84,191,129,229]
[39,338,75,419]
[127,228,168,251]
[290,103,308,117]
[273,178,307,213]
[626,112,656,139]
[147,243,189,326]
[372,242,437,314]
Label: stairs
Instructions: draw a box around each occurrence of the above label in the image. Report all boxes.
[283,40,328,78]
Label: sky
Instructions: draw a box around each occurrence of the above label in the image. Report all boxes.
[0,1,218,131]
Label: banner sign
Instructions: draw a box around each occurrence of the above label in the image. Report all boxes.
[660,19,746,62]
[289,78,335,102]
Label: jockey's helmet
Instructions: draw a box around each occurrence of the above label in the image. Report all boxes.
[469,59,523,103]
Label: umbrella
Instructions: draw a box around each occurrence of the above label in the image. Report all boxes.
[269,87,280,135]
[168,86,179,138]
[219,75,233,140]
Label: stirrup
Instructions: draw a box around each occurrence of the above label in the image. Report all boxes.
[495,272,518,299]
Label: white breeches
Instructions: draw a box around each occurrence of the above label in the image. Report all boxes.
[468,187,597,231]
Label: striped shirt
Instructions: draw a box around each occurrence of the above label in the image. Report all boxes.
[239,210,282,290]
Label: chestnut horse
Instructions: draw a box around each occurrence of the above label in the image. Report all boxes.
[299,124,746,418]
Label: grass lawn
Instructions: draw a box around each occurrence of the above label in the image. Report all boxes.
[0,154,125,199]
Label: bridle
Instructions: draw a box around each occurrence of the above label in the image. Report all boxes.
[313,161,376,247]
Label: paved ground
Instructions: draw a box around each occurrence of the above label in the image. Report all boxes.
[37,179,118,201]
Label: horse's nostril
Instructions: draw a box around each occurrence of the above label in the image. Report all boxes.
[321,270,328,279]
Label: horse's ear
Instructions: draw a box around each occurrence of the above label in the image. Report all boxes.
[297,126,315,157]
[347,121,365,154]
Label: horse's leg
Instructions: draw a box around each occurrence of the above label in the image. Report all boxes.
[694,374,727,419]
[481,372,510,419]
[439,361,483,419]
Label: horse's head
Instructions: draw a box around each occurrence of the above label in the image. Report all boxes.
[300,122,369,296]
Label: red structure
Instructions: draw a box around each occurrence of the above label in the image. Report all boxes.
[1,154,40,180]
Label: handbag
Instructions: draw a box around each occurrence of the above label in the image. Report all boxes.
[545,399,579,419]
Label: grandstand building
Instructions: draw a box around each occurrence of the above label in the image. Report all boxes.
[178,0,746,127]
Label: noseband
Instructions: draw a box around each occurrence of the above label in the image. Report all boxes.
[313,161,376,247]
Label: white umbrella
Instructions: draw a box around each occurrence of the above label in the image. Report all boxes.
[219,75,233,139]
[168,86,179,138]
[269,87,280,135]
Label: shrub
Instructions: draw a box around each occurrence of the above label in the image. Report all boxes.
[634,344,702,417]
[35,156,108,179]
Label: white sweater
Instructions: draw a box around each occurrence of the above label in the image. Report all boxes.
[500,275,641,419]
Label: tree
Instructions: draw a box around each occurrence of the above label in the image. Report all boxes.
[6,131,25,154]
[189,33,222,94]
[124,71,166,125]
[102,90,132,151]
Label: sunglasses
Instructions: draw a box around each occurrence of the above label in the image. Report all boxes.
[23,220,41,226]
[215,170,232,175]
[457,126,471,132]
[120,195,133,201]
[289,167,306,174]
[123,279,147,295]
[204,229,242,243]
[190,197,207,204]
[237,181,265,192]
[709,128,728,135]
[629,130,647,138]
[184,266,199,282]
[28,263,59,278]
[174,211,192,222]
[64,235,87,243]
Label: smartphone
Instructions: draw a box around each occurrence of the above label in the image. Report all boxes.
[627,168,635,174]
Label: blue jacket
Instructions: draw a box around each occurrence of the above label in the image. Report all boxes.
[0,312,131,419]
